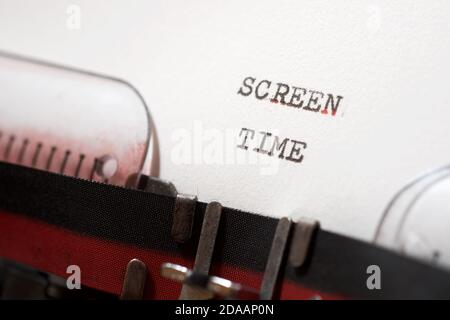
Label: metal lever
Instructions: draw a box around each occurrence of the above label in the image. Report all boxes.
[260,217,292,300]
[172,194,197,243]
[259,216,319,300]
[179,201,223,300]
[289,217,319,268]
[120,259,147,300]
[161,263,260,300]
[126,173,198,244]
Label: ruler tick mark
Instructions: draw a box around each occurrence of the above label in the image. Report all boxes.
[74,153,85,178]
[17,139,29,164]
[4,135,16,161]
[46,146,57,170]
[31,142,43,167]
[90,158,99,180]
[60,150,71,174]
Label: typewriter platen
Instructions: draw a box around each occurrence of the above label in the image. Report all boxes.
[0,1,450,301]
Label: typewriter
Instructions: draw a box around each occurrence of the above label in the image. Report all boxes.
[0,1,450,301]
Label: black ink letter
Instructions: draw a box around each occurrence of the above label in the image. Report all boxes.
[286,140,307,163]
[288,87,307,108]
[322,94,343,116]
[303,90,324,112]
[237,128,255,150]
[271,83,290,104]
[269,136,289,159]
[253,131,272,154]
[255,80,272,100]
[237,77,256,96]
